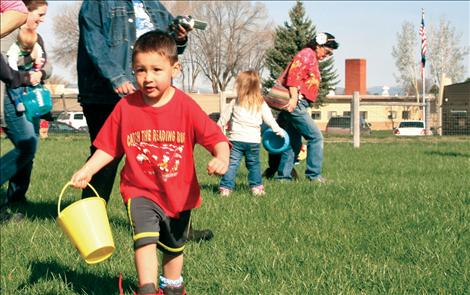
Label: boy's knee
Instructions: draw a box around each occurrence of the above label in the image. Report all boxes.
[134,237,158,250]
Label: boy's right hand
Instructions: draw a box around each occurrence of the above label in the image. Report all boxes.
[207,157,228,176]
[70,166,93,189]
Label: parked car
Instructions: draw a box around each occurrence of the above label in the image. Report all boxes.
[48,121,81,133]
[57,111,87,130]
[325,116,372,135]
[393,120,432,136]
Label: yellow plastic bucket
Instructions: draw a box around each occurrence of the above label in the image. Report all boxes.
[57,182,115,264]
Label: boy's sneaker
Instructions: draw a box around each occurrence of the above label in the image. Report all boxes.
[251,185,266,196]
[219,187,232,197]
[160,286,186,295]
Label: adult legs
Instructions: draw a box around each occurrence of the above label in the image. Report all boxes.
[275,111,300,180]
[81,103,122,201]
[276,100,324,180]
[1,90,38,203]
[263,116,299,179]
[288,102,324,180]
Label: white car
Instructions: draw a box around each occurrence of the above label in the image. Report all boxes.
[393,120,432,136]
[57,111,88,130]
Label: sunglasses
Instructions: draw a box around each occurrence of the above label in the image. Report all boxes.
[324,47,334,56]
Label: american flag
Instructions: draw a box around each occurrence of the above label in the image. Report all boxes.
[419,9,427,72]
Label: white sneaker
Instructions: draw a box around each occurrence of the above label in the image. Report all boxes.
[219,187,232,197]
[251,185,266,197]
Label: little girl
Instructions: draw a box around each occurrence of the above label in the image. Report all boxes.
[217,70,284,197]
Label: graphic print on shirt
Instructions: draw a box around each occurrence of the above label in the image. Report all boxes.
[127,129,185,182]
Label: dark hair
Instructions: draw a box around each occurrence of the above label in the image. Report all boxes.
[305,32,339,50]
[22,0,48,12]
[132,30,178,65]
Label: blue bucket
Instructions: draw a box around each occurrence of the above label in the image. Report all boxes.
[22,86,52,121]
[262,128,290,154]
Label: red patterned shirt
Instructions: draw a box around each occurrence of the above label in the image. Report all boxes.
[285,48,321,102]
[94,88,228,217]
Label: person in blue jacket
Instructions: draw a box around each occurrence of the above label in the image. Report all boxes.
[77,0,213,242]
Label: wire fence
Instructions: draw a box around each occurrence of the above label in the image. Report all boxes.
[7,91,465,138]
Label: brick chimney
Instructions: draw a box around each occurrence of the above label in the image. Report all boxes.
[345,59,367,95]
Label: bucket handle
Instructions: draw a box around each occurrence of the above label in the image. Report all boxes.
[58,181,101,217]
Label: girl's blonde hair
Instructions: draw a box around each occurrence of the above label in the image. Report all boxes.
[236,70,264,111]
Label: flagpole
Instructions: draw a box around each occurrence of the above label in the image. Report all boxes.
[423,61,426,129]
[420,8,427,133]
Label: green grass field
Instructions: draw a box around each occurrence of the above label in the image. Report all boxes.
[1,134,469,294]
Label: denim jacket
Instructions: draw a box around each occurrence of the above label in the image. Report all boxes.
[77,0,186,105]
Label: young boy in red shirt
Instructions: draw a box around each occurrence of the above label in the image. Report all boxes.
[70,31,230,295]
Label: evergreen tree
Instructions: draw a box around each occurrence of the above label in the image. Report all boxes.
[263,0,339,105]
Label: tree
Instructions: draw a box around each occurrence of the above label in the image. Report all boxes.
[162,1,206,92]
[263,0,339,105]
[391,21,420,98]
[428,18,469,87]
[45,74,69,86]
[180,1,273,93]
[50,2,81,80]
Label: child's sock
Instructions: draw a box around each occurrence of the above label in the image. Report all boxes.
[138,282,157,295]
[159,275,185,294]
[159,275,183,289]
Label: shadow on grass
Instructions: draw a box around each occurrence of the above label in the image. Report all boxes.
[199,183,220,193]
[0,188,131,229]
[425,150,470,158]
[20,260,135,294]
[0,188,58,221]
[200,182,254,196]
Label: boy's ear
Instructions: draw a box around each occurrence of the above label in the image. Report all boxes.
[172,61,181,78]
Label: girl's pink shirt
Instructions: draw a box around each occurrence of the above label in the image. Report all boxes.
[0,1,28,14]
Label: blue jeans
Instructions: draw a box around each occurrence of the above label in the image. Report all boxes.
[220,141,262,190]
[6,87,23,110]
[0,90,39,203]
[276,99,324,180]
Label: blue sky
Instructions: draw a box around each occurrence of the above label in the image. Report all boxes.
[39,1,469,88]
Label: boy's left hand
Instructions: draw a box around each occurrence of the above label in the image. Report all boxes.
[207,157,228,176]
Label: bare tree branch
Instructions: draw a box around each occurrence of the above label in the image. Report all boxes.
[50,2,81,80]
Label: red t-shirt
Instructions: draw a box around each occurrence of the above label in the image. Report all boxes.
[94,88,228,217]
[285,47,321,102]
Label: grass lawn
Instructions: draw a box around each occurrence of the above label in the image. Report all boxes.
[1,134,469,294]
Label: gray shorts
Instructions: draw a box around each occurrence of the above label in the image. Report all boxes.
[127,197,191,256]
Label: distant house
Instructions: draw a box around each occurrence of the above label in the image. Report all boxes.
[442,81,470,135]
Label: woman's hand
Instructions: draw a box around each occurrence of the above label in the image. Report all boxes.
[174,24,189,43]
[284,87,299,112]
[29,71,42,86]
[114,81,136,96]
[284,97,298,113]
